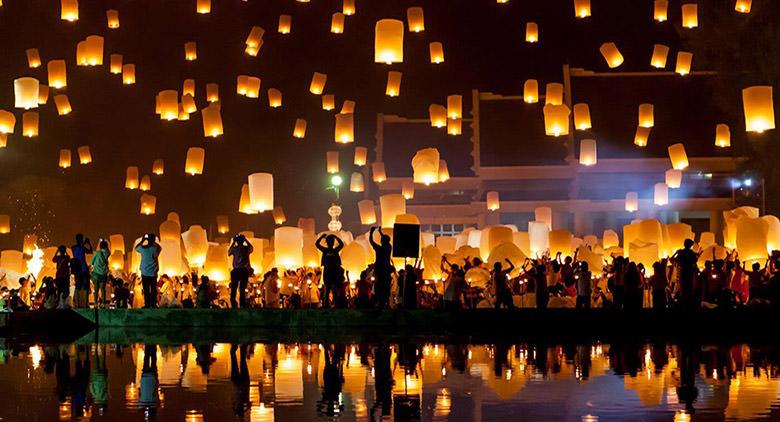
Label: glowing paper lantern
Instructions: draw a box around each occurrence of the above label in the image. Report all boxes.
[248,172,273,212]
[309,72,326,95]
[181,80,195,97]
[603,230,619,249]
[447,118,462,135]
[21,112,37,137]
[335,113,354,143]
[341,100,356,114]
[122,64,135,84]
[535,207,552,230]
[682,3,698,28]
[528,221,550,257]
[268,88,282,107]
[372,162,386,183]
[201,103,223,137]
[402,180,414,199]
[14,78,39,110]
[736,217,769,264]
[667,143,689,170]
[380,194,406,228]
[0,134,6,148]
[599,43,624,68]
[549,230,573,257]
[182,226,208,266]
[343,0,355,15]
[545,83,563,105]
[486,191,500,211]
[152,159,164,175]
[238,184,255,214]
[675,52,693,75]
[543,104,570,136]
[579,139,597,166]
[106,9,119,28]
[0,111,15,134]
[185,147,205,175]
[0,250,24,273]
[182,94,197,113]
[139,175,151,191]
[206,83,219,102]
[326,151,339,174]
[293,119,306,139]
[742,86,775,133]
[196,0,210,14]
[58,149,71,168]
[37,85,49,105]
[278,15,291,34]
[573,103,591,130]
[47,60,67,89]
[158,90,179,120]
[350,172,365,192]
[125,166,139,189]
[715,124,731,148]
[447,95,462,119]
[275,227,303,269]
[635,104,655,128]
[762,215,780,252]
[354,147,367,166]
[411,148,440,185]
[0,215,9,234]
[26,49,41,68]
[184,42,197,61]
[386,71,402,97]
[525,22,539,43]
[524,79,539,103]
[322,95,335,110]
[407,7,424,32]
[429,42,444,64]
[83,35,104,65]
[76,146,91,164]
[574,0,591,18]
[374,19,404,64]
[159,220,181,242]
[650,44,669,68]
[246,26,264,49]
[634,126,651,147]
[61,0,78,21]
[109,54,122,74]
[358,200,377,225]
[272,207,286,225]
[654,183,669,206]
[244,76,261,98]
[625,192,638,212]
[428,104,447,127]
[665,169,682,188]
[438,160,450,182]
[654,0,668,21]
[331,13,345,33]
[735,0,752,13]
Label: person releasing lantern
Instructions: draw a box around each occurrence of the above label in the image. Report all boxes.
[374,19,404,64]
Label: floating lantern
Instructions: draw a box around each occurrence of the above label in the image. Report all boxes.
[447,118,462,135]
[545,83,563,105]
[579,139,597,165]
[634,126,651,146]
[248,172,273,212]
[178,104,189,121]
[182,79,195,97]
[650,44,669,68]
[343,242,368,278]
[401,180,415,199]
[59,149,71,168]
[665,169,682,188]
[245,26,264,48]
[37,85,49,105]
[380,194,406,228]
[573,103,591,130]
[0,111,15,134]
[268,88,282,107]
[350,172,365,192]
[715,124,731,147]
[447,95,462,119]
[438,160,450,182]
[152,159,164,175]
[206,83,219,102]
[654,183,669,205]
[0,215,9,234]
[682,3,698,28]
[84,35,104,65]
[179,226,207,268]
[0,134,6,148]
[245,76,261,98]
[331,13,345,33]
[358,200,377,225]
[275,227,303,269]
[386,71,402,97]
[343,0,355,15]
[742,86,775,133]
[0,250,23,273]
[139,175,151,191]
[293,118,306,138]
[125,166,139,189]
[407,7,424,32]
[326,151,339,174]
[354,147,367,166]
[374,19,404,64]
[310,72,326,95]
[549,230,573,257]
[736,217,769,264]
[335,113,354,143]
[372,162,386,183]
[76,41,87,65]
[272,207,286,225]
[14,77,39,110]
[735,0,752,13]
[109,54,122,74]
[201,103,223,137]
[122,64,135,84]
[238,184,256,214]
[428,104,447,127]
[429,42,444,64]
[524,79,539,103]
[668,143,689,170]
[158,90,179,120]
[278,15,291,34]
[196,0,210,14]
[185,147,205,175]
[626,192,638,212]
[543,104,570,137]
[412,148,440,185]
[22,112,38,137]
[487,191,500,211]
[61,0,78,21]
[535,207,552,230]
[47,60,67,89]
[181,94,197,113]
[654,0,668,21]
[26,49,41,68]
[528,221,550,257]
[574,0,591,18]
[69,148,93,178]
[322,94,335,110]
[215,215,229,234]
[341,100,356,114]
[525,22,539,43]
[54,94,71,115]
[184,42,197,61]
[603,230,620,249]
[675,52,693,75]
[599,42,624,68]
[109,234,125,254]
[638,104,654,128]
[106,9,119,28]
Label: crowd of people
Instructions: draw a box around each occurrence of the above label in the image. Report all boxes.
[3,230,780,312]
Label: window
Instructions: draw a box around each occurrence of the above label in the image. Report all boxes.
[422,224,466,237]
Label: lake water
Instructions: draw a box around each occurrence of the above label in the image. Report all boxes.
[1,338,779,421]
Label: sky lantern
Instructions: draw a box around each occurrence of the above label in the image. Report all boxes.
[625,192,639,212]
[735,0,752,13]
[341,100,356,114]
[736,218,769,264]
[331,13,345,33]
[201,103,223,137]
[343,0,355,15]
[182,94,197,113]
[665,169,682,188]
[74,146,92,165]
[152,159,164,175]
[428,104,447,127]
[0,134,7,148]
[380,194,406,228]
[278,15,292,34]
[573,103,591,130]
[181,225,208,266]
[322,94,335,110]
[412,148,440,185]
[525,22,539,43]
[429,42,444,64]
[76,41,87,65]
[248,172,273,212]
[245,26,264,54]
[638,103,654,127]
[545,83,563,105]
[275,227,304,269]
[634,126,650,146]
[177,104,189,121]
[0,110,15,134]
[184,42,197,61]
[447,118,462,135]
[524,80,539,103]
[675,52,693,75]
[486,191,500,211]
[650,44,669,68]
[335,113,354,143]
[374,19,404,64]
[715,124,731,147]
[599,42,624,68]
[14,77,39,110]
[22,112,38,137]
[216,215,230,234]
[109,54,123,74]
[185,147,205,175]
[268,88,282,107]
[310,72,327,95]
[196,0,210,14]
[106,9,119,28]
[0,215,9,234]
[59,149,72,168]
[85,35,104,65]
[293,118,306,138]
[528,221,549,257]
[407,7,424,32]
[206,83,219,102]
[61,0,78,21]
[26,49,41,68]
[573,0,591,18]
[245,76,261,98]
[358,200,376,225]
[579,139,597,165]
[372,162,386,183]
[654,0,668,21]
[326,151,339,174]
[158,90,179,120]
[447,95,462,119]
[543,104,571,137]
[386,71,402,97]
[37,85,49,105]
[438,160,450,182]
[272,206,286,225]
[238,184,256,214]
[53,94,72,115]
[654,183,669,205]
[742,86,775,133]
[681,3,698,28]
[183,79,195,96]
[139,175,151,191]
[401,180,415,199]
[47,60,66,89]
[354,147,367,166]
[125,166,139,189]
[668,143,689,169]
[350,172,365,192]
[122,64,135,84]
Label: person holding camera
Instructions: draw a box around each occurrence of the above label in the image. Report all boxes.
[228,234,254,308]
[135,233,161,308]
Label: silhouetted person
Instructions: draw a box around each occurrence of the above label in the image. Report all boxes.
[228,234,254,308]
[195,343,215,375]
[400,264,419,309]
[319,344,345,417]
[316,234,345,308]
[672,239,700,310]
[355,269,372,308]
[52,245,71,308]
[230,344,250,416]
[576,261,592,309]
[90,239,111,308]
[140,344,159,420]
[624,262,642,310]
[369,227,393,308]
[72,345,90,418]
[650,260,669,310]
[677,343,699,415]
[135,234,161,308]
[371,345,393,418]
[493,259,515,309]
[90,344,109,415]
[535,263,548,309]
[71,234,93,308]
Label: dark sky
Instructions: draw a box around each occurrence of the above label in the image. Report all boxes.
[0,0,746,248]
